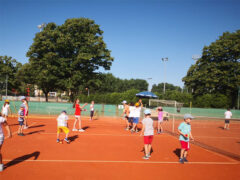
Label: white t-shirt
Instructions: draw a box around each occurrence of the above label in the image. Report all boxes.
[57,113,69,127]
[1,104,10,115]
[224,111,232,119]
[0,117,6,136]
[90,104,94,111]
[142,117,154,136]
[133,107,141,118]
[128,106,135,118]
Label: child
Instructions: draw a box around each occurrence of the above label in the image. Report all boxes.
[57,110,70,143]
[140,109,154,160]
[72,99,87,132]
[224,108,232,130]
[122,100,130,130]
[131,102,143,133]
[128,102,135,130]
[90,101,94,121]
[20,96,29,129]
[1,99,12,121]
[157,107,163,134]
[18,105,25,136]
[178,114,194,164]
[0,112,12,172]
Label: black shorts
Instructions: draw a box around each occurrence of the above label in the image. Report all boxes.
[90,111,94,117]
[225,119,230,124]
[19,121,24,126]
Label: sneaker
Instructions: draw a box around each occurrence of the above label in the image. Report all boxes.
[72,128,78,131]
[130,129,135,133]
[18,133,21,136]
[179,158,184,164]
[146,154,151,158]
[20,133,25,136]
[0,164,4,172]
[135,129,139,133]
[125,127,129,131]
[64,138,70,144]
[79,129,85,132]
[56,139,60,143]
[142,156,149,160]
[23,125,28,129]
[183,157,188,162]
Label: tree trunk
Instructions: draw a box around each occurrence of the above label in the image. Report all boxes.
[44,92,49,102]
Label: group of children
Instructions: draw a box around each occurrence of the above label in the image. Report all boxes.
[0,97,234,172]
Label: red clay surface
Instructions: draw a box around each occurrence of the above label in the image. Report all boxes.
[1,115,240,180]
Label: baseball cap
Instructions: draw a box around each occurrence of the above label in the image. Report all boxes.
[122,100,127,104]
[62,110,67,114]
[135,102,140,107]
[5,99,9,103]
[184,114,194,120]
[20,96,26,101]
[144,109,151,115]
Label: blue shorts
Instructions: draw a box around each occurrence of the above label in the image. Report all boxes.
[19,121,24,126]
[128,117,133,123]
[133,117,139,124]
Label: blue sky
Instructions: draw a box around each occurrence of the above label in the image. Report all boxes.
[1,0,240,90]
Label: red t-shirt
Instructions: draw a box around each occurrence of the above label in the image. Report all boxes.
[75,104,81,115]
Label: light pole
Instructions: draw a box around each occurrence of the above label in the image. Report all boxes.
[37,23,46,32]
[86,88,89,97]
[147,78,152,91]
[5,75,8,98]
[162,57,168,94]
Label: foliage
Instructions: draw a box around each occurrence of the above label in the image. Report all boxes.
[182,30,240,108]
[26,18,114,101]
[0,56,22,95]
[152,83,182,94]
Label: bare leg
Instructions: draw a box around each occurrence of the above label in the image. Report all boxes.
[148,144,152,155]
[72,118,78,129]
[180,149,185,159]
[78,116,81,129]
[144,144,149,155]
[183,150,188,158]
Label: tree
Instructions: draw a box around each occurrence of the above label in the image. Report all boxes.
[152,83,182,93]
[27,18,114,101]
[0,56,22,96]
[182,30,240,108]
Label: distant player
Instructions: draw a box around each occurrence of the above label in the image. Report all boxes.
[18,105,25,136]
[72,99,87,132]
[90,101,95,121]
[224,108,232,130]
[140,109,154,160]
[57,110,70,144]
[0,112,12,172]
[157,107,163,134]
[20,96,29,129]
[130,102,143,133]
[122,100,130,130]
[1,99,12,121]
[178,114,194,164]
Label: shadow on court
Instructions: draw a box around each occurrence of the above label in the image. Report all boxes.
[68,135,79,142]
[26,130,45,135]
[140,147,154,155]
[82,126,90,130]
[29,124,45,129]
[9,123,19,127]
[218,126,224,130]
[173,148,181,158]
[4,151,40,169]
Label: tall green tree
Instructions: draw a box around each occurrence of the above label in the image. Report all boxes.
[27,18,114,101]
[0,56,22,96]
[152,83,182,93]
[182,30,240,108]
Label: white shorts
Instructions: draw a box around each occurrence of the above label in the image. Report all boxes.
[2,111,8,116]
[0,135,4,145]
[75,115,81,118]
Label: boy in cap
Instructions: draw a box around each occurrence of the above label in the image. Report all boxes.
[122,100,130,130]
[140,109,154,160]
[17,105,25,136]
[178,114,194,164]
[57,110,70,143]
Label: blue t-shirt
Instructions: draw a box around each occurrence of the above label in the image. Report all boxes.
[178,122,191,142]
[18,110,24,121]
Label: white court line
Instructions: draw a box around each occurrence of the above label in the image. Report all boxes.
[41,132,143,137]
[2,159,239,165]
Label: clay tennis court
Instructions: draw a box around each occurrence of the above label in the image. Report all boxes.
[1,116,240,180]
